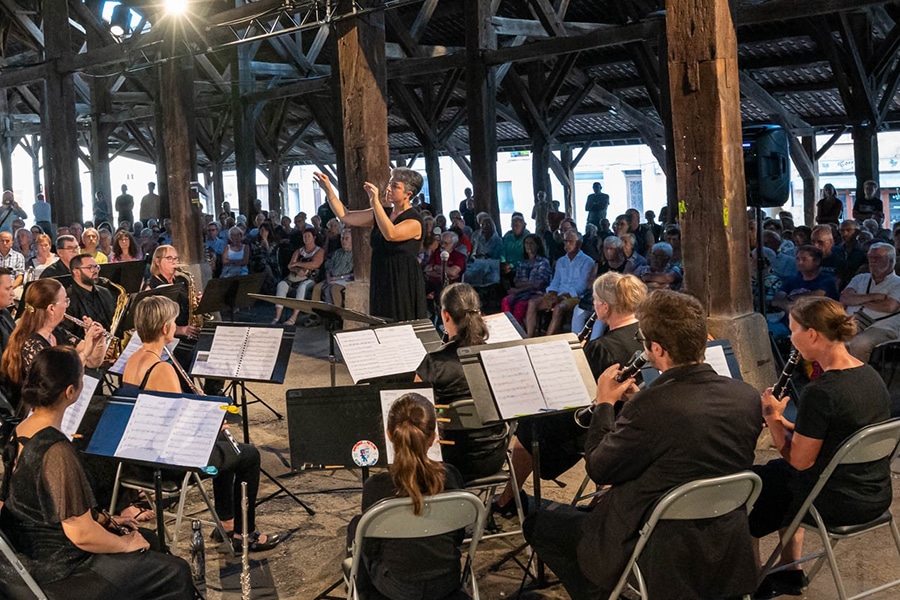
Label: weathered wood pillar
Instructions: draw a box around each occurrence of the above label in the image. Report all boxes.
[160,53,202,264]
[41,0,82,228]
[211,160,225,216]
[86,5,112,224]
[154,82,170,220]
[659,23,679,225]
[423,140,443,215]
[267,161,284,215]
[465,0,499,225]
[667,0,773,389]
[852,123,879,198]
[0,91,14,192]
[801,135,818,226]
[233,43,257,222]
[28,136,42,196]
[561,147,575,218]
[333,0,390,317]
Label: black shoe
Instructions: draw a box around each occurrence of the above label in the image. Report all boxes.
[491,490,529,518]
[754,570,808,598]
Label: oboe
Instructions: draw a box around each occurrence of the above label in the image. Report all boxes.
[577,312,597,342]
[772,348,800,399]
[163,347,242,455]
[63,314,119,342]
[574,350,649,428]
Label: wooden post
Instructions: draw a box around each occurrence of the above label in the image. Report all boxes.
[333,0,390,294]
[41,0,82,228]
[852,123,879,199]
[465,0,499,225]
[233,44,257,221]
[423,140,443,215]
[212,160,225,216]
[154,85,169,220]
[159,52,202,264]
[801,136,818,226]
[659,23,679,225]
[666,0,773,389]
[267,161,284,216]
[0,91,13,192]
[86,5,111,225]
[561,147,575,218]
[28,136,42,196]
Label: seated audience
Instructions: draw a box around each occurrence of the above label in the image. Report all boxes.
[470,215,502,260]
[525,231,594,337]
[424,231,466,297]
[751,297,891,597]
[26,233,58,278]
[81,228,108,264]
[500,213,528,273]
[110,230,142,262]
[633,241,683,290]
[350,393,465,600]
[619,232,647,274]
[0,346,194,599]
[501,234,552,325]
[249,222,281,294]
[272,228,323,325]
[313,229,353,307]
[523,290,761,599]
[221,226,250,278]
[841,242,900,362]
[772,245,838,315]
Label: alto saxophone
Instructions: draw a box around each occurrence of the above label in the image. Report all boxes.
[175,266,211,328]
[100,276,129,359]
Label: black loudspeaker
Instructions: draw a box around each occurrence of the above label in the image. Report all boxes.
[743,124,790,208]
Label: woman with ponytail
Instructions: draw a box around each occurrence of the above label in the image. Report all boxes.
[415,283,508,483]
[354,393,465,600]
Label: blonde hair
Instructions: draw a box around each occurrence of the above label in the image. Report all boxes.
[150,244,174,277]
[593,272,647,315]
[134,296,180,342]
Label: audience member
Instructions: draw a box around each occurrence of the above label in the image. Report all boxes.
[584,182,609,230]
[841,242,900,362]
[0,231,24,301]
[26,234,58,278]
[221,226,250,278]
[139,182,160,223]
[273,228,324,325]
[471,215,502,259]
[424,231,466,297]
[249,222,281,294]
[853,180,883,223]
[81,228,108,264]
[110,230,142,262]
[314,229,353,306]
[32,192,52,235]
[501,234,552,325]
[619,233,647,274]
[525,231,594,337]
[633,241,683,290]
[458,188,476,230]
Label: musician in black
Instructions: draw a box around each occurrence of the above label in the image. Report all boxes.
[65,254,116,334]
[145,245,199,339]
[0,267,15,354]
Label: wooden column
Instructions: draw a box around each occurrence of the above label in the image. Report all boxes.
[659,23,679,225]
[423,140,443,215]
[852,123,879,198]
[801,136,818,226]
[667,0,773,388]
[86,6,111,224]
[41,0,82,228]
[28,136,42,196]
[0,91,13,192]
[159,53,202,263]
[333,0,390,289]
[211,160,225,216]
[465,0,499,225]
[233,44,257,221]
[561,147,575,218]
[267,161,284,215]
[154,84,170,219]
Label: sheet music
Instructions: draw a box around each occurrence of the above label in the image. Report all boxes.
[704,344,734,378]
[109,333,179,375]
[527,340,592,409]
[379,388,442,464]
[480,346,546,418]
[61,374,101,440]
[335,325,428,383]
[114,394,223,468]
[236,328,279,380]
[483,312,524,344]
[374,325,427,374]
[335,329,384,383]
[190,326,280,380]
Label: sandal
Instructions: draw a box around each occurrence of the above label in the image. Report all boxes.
[232,531,283,552]
[120,503,156,523]
[284,317,297,326]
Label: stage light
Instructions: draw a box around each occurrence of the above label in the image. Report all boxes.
[165,0,187,15]
[109,4,130,37]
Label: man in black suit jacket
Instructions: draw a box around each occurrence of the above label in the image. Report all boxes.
[524,290,762,599]
[0,267,15,353]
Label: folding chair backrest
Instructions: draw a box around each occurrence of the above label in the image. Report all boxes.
[0,529,48,600]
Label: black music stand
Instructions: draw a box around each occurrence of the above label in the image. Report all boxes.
[99,260,146,293]
[16,275,73,315]
[84,391,226,555]
[117,282,186,336]
[190,322,313,515]
[458,333,597,589]
[249,293,388,386]
[195,273,265,321]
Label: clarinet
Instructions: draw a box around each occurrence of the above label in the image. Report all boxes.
[574,350,649,428]
[772,348,800,399]
[577,312,597,342]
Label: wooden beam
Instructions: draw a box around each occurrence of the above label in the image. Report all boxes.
[738,71,811,131]
[490,16,607,37]
[410,0,439,42]
[815,127,847,160]
[526,0,567,37]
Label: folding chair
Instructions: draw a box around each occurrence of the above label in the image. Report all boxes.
[760,417,900,600]
[343,490,487,600]
[108,462,233,554]
[0,528,48,600]
[608,471,763,600]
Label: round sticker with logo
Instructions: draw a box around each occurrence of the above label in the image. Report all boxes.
[352,440,379,467]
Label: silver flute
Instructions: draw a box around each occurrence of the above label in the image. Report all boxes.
[62,314,119,342]
[241,482,251,600]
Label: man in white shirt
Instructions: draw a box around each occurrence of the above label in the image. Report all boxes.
[0,231,25,301]
[841,242,900,362]
[526,230,595,337]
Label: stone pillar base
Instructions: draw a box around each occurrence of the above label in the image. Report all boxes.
[342,281,371,330]
[707,311,776,393]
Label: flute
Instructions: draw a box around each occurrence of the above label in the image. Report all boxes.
[164,347,242,455]
[63,314,119,342]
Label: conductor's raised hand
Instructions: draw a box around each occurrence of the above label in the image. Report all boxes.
[312,172,332,189]
[363,181,380,207]
[595,363,636,405]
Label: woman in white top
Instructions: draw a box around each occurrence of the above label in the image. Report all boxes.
[220,226,249,278]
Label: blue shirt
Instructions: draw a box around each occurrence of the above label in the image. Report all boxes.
[781,271,839,301]
[548,250,594,297]
[32,201,52,223]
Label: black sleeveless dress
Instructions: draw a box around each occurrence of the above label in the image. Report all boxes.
[369,208,427,322]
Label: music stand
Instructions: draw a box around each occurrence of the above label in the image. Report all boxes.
[190,322,312,515]
[195,273,265,321]
[249,293,387,386]
[16,275,73,315]
[99,260,146,293]
[117,282,186,336]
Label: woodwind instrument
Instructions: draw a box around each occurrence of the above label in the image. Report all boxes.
[175,265,211,328]
[100,276,129,358]
[240,482,251,600]
[63,314,120,343]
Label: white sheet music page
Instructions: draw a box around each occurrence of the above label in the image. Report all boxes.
[704,344,733,378]
[335,329,384,383]
[527,340,592,410]
[191,326,247,378]
[61,374,101,440]
[110,333,180,376]
[235,328,279,380]
[163,399,224,468]
[374,325,427,374]
[115,395,183,463]
[483,313,524,344]
[378,388,442,464]
[480,345,545,418]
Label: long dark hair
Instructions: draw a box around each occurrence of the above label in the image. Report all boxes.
[387,393,445,515]
[21,346,83,409]
[440,282,488,347]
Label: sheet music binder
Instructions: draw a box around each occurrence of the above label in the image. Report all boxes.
[333,319,442,384]
[190,322,293,384]
[641,339,743,385]
[458,333,598,424]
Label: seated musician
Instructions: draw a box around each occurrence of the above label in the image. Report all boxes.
[0,346,194,600]
[524,290,762,599]
[64,254,117,334]
[493,273,647,516]
[0,267,15,354]
[120,296,282,552]
[0,278,107,406]
[39,234,80,279]
[144,245,200,367]
[349,393,465,600]
[414,283,508,482]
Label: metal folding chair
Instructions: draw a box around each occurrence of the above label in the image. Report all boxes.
[0,528,48,600]
[608,471,763,600]
[760,418,900,600]
[343,490,487,600]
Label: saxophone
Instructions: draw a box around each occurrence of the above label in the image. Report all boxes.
[100,276,129,358]
[175,266,211,328]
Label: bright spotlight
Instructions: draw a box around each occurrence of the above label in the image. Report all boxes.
[165,0,187,15]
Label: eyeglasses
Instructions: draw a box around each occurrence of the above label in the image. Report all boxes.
[59,246,77,252]
[162,256,180,262]
[77,265,100,272]
[55,298,70,307]
[634,331,648,345]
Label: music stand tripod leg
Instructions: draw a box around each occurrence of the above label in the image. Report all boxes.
[257,468,315,516]
[239,380,283,420]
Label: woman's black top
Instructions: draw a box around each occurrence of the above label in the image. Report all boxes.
[416,339,469,404]
[22,327,79,382]
[369,207,426,322]
[0,427,94,584]
[148,273,191,327]
[582,321,643,380]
